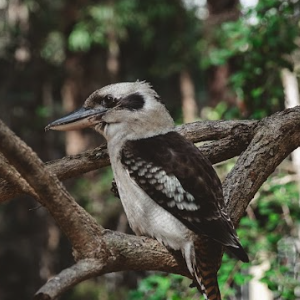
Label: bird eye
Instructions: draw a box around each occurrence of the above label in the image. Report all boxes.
[102,95,118,108]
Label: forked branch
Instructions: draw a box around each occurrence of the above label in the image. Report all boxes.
[0,107,300,299]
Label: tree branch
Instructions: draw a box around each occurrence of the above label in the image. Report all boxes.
[177,119,257,143]
[34,259,104,300]
[223,107,300,224]
[0,152,38,198]
[0,120,104,259]
[34,230,189,300]
[1,107,300,300]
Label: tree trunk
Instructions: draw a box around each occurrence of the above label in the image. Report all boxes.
[206,0,240,107]
[179,70,198,122]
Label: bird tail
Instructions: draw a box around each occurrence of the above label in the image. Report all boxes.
[193,256,221,300]
[184,238,222,300]
[228,239,249,263]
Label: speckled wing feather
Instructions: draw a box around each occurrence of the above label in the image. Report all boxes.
[121,131,248,262]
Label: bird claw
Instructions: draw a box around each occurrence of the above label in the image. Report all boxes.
[111,179,120,198]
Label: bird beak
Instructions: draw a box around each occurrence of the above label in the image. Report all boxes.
[45,106,108,131]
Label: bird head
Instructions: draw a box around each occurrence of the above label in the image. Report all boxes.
[45,81,174,141]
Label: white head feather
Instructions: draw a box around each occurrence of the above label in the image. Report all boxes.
[84,81,175,142]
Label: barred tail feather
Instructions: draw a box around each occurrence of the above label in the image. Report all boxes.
[194,260,221,300]
[184,238,223,300]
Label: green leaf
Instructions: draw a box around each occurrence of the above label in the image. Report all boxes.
[69,27,92,52]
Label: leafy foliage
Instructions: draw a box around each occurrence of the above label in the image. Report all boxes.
[128,274,198,300]
[202,0,300,118]
[68,0,202,78]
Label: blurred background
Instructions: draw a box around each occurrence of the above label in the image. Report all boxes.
[0,0,300,299]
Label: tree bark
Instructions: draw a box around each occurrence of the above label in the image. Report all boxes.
[1,107,300,299]
[206,0,240,107]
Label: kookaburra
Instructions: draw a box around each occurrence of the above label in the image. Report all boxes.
[46,81,249,300]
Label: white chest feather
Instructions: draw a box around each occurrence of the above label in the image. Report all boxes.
[109,147,191,250]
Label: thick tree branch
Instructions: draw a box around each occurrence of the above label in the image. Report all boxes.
[0,120,104,259]
[178,119,257,143]
[34,259,104,300]
[0,152,38,197]
[0,146,110,203]
[35,231,189,300]
[224,107,300,224]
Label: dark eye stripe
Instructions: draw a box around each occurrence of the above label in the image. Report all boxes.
[119,92,145,111]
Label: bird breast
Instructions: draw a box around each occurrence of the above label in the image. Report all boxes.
[109,149,192,250]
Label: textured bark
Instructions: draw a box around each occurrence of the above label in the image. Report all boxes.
[1,107,300,299]
[0,120,104,259]
[224,108,300,224]
[34,231,187,300]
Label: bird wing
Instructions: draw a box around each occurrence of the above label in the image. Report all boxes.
[121,131,248,262]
